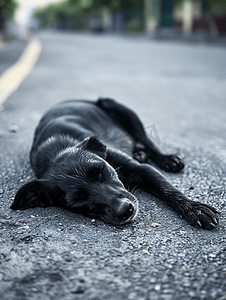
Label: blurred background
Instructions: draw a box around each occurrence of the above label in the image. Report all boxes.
[0,0,226,40]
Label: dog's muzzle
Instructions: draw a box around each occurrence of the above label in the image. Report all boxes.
[117,198,134,220]
[116,196,139,225]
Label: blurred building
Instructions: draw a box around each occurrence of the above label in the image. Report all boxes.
[145,0,226,37]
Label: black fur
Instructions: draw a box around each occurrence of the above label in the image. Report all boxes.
[11,98,220,229]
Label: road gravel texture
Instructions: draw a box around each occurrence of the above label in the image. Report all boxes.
[0,31,226,300]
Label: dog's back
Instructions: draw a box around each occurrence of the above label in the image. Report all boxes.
[30,100,134,171]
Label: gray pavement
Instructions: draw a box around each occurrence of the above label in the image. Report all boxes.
[0,30,226,300]
[0,37,28,76]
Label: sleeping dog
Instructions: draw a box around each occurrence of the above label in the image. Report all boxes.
[11,98,220,229]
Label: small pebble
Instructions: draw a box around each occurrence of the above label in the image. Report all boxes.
[188,291,196,297]
[151,223,160,228]
[154,284,161,291]
[8,125,19,133]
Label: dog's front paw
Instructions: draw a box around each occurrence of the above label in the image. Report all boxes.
[157,155,184,173]
[180,200,220,230]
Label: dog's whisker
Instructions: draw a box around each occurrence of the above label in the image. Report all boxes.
[131,185,139,195]
[115,166,122,173]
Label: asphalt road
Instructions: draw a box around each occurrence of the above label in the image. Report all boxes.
[0,37,28,76]
[0,31,226,300]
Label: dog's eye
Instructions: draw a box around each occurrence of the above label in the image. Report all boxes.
[88,165,104,181]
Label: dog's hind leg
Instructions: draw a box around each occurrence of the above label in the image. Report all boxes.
[96,98,184,172]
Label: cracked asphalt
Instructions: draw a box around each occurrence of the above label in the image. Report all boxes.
[0,31,226,300]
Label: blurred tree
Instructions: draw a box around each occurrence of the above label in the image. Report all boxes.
[90,0,142,10]
[34,0,87,29]
[0,0,19,19]
[89,0,144,31]
[35,0,144,31]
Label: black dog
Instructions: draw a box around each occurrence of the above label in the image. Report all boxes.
[11,98,220,229]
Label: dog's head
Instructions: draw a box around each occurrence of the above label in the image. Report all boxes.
[11,136,138,225]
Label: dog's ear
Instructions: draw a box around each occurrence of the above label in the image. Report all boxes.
[11,180,54,210]
[81,136,107,159]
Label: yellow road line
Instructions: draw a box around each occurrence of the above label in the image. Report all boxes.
[0,37,42,110]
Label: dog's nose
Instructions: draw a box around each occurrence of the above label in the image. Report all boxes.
[117,199,134,220]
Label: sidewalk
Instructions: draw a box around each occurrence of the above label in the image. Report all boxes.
[0,34,5,49]
[152,29,226,46]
